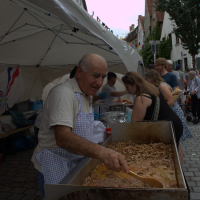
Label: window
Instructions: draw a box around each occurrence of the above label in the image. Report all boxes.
[176,35,180,44]
[168,33,172,47]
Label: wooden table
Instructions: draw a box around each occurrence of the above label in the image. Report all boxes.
[0,124,34,155]
[0,124,34,139]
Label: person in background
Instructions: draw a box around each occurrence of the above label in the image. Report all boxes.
[31,54,129,199]
[100,71,129,114]
[122,71,183,148]
[166,60,180,84]
[187,71,200,123]
[176,64,187,106]
[92,90,107,119]
[145,69,194,164]
[145,64,155,72]
[185,69,190,84]
[155,58,179,90]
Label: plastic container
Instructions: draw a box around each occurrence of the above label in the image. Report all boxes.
[105,127,111,140]
[126,107,132,122]
[104,112,116,127]
[31,100,43,110]
[126,112,132,122]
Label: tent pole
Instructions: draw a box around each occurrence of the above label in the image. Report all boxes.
[0,24,27,39]
[13,0,60,20]
[0,24,62,47]
[38,25,63,66]
[0,9,26,43]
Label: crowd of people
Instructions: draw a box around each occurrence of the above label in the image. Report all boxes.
[32,54,200,199]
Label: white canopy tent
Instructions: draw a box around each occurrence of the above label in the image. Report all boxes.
[0,0,144,101]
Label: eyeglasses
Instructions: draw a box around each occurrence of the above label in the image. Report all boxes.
[125,74,135,83]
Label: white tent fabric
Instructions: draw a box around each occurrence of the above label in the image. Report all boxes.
[0,0,144,101]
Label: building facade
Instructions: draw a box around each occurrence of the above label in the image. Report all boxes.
[144,0,151,41]
[138,15,145,51]
[161,12,200,71]
[124,25,139,52]
[144,0,164,41]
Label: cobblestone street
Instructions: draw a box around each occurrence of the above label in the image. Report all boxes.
[181,121,200,200]
[0,121,200,200]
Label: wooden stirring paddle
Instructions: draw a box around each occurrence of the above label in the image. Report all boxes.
[128,170,163,188]
[121,168,163,188]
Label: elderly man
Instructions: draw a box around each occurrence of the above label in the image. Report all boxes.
[176,65,187,105]
[154,57,179,90]
[187,71,200,122]
[166,60,180,84]
[31,54,129,199]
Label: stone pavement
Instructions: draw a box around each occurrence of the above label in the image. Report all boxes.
[181,121,200,200]
[0,147,41,200]
[0,121,200,200]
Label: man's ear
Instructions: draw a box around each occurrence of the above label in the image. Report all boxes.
[76,66,82,79]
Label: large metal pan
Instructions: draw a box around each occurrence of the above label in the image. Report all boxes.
[44,121,188,200]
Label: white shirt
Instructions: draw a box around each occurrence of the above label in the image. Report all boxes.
[34,109,43,129]
[31,78,92,172]
[191,79,195,92]
[93,91,100,113]
[101,83,116,113]
[172,71,180,80]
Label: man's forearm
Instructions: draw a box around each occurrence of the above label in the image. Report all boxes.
[55,125,103,159]
[54,125,130,173]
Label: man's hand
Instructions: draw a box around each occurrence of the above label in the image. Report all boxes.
[191,90,196,95]
[55,125,129,173]
[98,147,129,173]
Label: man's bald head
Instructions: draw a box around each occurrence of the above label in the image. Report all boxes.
[76,54,107,96]
[78,54,107,72]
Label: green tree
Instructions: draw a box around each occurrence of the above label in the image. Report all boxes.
[158,36,172,59]
[154,0,200,69]
[139,24,161,66]
[139,35,153,66]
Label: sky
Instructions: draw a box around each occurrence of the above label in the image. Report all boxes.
[86,0,145,38]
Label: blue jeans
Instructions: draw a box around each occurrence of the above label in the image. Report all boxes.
[36,170,45,199]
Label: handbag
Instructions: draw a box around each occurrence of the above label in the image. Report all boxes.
[172,88,182,102]
[151,96,160,121]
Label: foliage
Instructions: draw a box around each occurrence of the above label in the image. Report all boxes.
[139,24,161,66]
[154,0,200,69]
[151,24,161,41]
[139,35,153,66]
[158,36,172,59]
